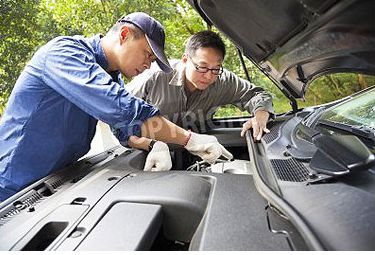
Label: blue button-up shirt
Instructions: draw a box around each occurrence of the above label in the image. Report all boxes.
[0,35,159,201]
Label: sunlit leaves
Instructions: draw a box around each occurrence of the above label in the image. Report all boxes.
[1,0,373,117]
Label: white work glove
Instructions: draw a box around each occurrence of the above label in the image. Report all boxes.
[144,141,172,171]
[185,132,233,164]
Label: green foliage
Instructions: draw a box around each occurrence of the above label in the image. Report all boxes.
[0,90,10,116]
[301,74,375,107]
[0,0,374,118]
[0,0,41,99]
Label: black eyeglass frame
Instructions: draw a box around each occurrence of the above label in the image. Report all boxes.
[188,55,223,75]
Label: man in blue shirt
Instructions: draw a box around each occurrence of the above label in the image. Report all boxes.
[0,12,232,202]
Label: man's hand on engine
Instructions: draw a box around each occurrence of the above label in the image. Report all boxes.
[185,132,233,164]
[144,141,172,171]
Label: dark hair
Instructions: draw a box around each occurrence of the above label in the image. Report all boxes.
[185,30,226,59]
[108,22,144,39]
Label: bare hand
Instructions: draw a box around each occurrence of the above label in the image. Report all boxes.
[241,110,270,141]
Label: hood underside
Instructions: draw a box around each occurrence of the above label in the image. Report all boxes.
[188,0,375,98]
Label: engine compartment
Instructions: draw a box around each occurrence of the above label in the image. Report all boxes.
[1,107,374,250]
[0,127,305,251]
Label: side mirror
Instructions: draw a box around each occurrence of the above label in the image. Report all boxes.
[309,134,375,176]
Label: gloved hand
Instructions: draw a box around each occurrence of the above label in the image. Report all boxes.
[184,132,233,164]
[144,141,172,171]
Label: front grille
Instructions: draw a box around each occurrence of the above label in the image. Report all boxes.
[270,159,310,182]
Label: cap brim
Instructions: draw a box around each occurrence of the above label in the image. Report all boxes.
[145,35,173,73]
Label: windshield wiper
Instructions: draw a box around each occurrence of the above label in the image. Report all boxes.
[317,120,375,142]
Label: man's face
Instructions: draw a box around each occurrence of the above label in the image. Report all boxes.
[117,30,156,79]
[183,47,223,92]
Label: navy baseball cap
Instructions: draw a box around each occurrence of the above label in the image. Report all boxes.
[117,12,172,73]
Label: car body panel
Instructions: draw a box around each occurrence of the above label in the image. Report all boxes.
[187,0,375,98]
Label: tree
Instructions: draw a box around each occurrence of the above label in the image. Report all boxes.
[1,0,373,116]
[0,0,42,111]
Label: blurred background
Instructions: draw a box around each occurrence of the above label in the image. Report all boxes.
[1,0,374,118]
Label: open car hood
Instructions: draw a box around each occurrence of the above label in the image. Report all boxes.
[187,0,375,98]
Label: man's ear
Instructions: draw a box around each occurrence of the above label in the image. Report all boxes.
[119,25,130,44]
[181,53,188,63]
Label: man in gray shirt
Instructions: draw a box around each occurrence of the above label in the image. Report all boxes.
[127,30,274,141]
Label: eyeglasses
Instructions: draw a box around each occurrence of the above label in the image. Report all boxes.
[188,56,223,75]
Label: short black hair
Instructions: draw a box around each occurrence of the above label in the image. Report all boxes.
[185,30,226,59]
[108,22,144,39]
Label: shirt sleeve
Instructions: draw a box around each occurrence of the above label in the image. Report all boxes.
[42,38,159,144]
[216,69,275,117]
[126,68,157,102]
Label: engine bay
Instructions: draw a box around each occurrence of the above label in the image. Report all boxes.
[0,106,374,250]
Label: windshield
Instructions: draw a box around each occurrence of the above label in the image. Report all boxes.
[319,87,375,129]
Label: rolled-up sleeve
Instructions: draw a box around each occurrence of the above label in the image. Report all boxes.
[42,38,159,143]
[217,70,275,117]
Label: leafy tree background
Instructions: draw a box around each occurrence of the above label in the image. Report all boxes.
[1,0,374,117]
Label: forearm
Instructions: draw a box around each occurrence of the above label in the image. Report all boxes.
[128,136,152,151]
[140,116,189,145]
[139,116,233,163]
[220,70,274,115]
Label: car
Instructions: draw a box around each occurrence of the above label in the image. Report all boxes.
[0,0,374,251]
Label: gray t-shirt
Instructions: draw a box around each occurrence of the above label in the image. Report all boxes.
[127,61,274,128]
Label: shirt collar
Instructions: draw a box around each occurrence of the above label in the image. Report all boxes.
[89,34,121,82]
[89,34,110,71]
[169,61,186,87]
